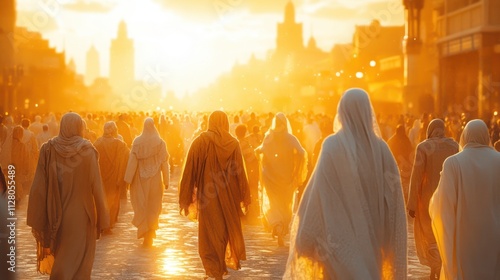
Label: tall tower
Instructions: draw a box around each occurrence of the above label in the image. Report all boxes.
[276,1,303,56]
[109,20,135,93]
[86,45,100,85]
[0,0,16,68]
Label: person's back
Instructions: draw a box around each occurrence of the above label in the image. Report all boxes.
[284,88,407,279]
[430,119,500,280]
[27,112,109,279]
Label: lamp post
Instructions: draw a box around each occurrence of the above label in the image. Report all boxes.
[403,0,424,115]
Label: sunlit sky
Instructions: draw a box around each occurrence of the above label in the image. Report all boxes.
[16,0,404,96]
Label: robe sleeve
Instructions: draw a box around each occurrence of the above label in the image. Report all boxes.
[27,144,50,247]
[124,150,137,184]
[179,137,200,213]
[429,157,457,280]
[90,150,110,235]
[408,143,426,211]
[233,144,251,206]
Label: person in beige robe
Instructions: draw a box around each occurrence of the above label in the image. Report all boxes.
[179,111,250,280]
[94,121,130,230]
[255,112,307,247]
[27,112,109,279]
[429,119,500,280]
[407,119,458,279]
[124,118,169,247]
[284,88,407,279]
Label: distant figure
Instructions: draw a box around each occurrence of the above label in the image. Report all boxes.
[21,119,39,193]
[10,126,30,202]
[28,115,44,137]
[387,124,413,202]
[94,122,130,231]
[37,124,52,149]
[179,111,250,280]
[407,119,459,279]
[246,125,263,149]
[229,115,240,137]
[430,119,500,280]
[27,112,109,279]
[124,118,169,247]
[284,88,407,279]
[0,116,14,172]
[116,114,133,147]
[255,112,307,247]
[235,124,260,224]
[408,119,422,148]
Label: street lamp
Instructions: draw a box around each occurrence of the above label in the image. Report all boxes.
[403,0,424,115]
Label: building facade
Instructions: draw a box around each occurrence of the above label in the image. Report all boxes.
[435,0,500,118]
[86,45,100,86]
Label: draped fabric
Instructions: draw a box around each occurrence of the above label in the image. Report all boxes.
[284,88,407,279]
[256,112,307,237]
[11,126,30,199]
[387,125,413,201]
[124,118,169,239]
[94,121,130,227]
[27,112,109,279]
[407,119,458,270]
[430,120,500,280]
[179,111,250,278]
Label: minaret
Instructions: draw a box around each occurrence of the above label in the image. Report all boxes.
[276,1,303,56]
[109,20,135,93]
[86,45,100,85]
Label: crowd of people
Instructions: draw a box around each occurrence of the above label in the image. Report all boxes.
[0,87,499,279]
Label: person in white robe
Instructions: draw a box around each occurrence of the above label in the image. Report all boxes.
[124,118,170,247]
[283,88,407,279]
[429,119,500,280]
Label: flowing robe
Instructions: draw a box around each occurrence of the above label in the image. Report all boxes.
[430,146,500,279]
[284,134,407,279]
[124,140,169,239]
[27,141,109,279]
[94,136,130,227]
[407,137,458,269]
[179,131,250,278]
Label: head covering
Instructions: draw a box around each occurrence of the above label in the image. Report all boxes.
[427,118,446,139]
[133,118,162,147]
[206,111,239,168]
[460,119,491,149]
[270,112,292,134]
[12,126,24,141]
[103,121,118,138]
[50,112,92,158]
[395,124,406,136]
[335,88,381,138]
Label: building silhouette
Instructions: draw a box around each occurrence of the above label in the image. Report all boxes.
[86,45,100,86]
[276,1,303,57]
[0,0,16,112]
[109,20,135,94]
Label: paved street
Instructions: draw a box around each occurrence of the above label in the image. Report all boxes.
[13,168,429,279]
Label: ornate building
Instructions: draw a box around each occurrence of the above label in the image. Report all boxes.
[86,45,100,86]
[109,20,135,94]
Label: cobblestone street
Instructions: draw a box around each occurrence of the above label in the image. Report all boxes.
[13,168,430,279]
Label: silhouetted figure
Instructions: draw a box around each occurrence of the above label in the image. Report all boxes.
[179,111,250,280]
[94,121,130,231]
[255,112,307,247]
[387,124,413,202]
[27,112,109,278]
[284,89,407,279]
[407,119,459,279]
[124,118,169,247]
[430,120,500,279]
[235,124,260,225]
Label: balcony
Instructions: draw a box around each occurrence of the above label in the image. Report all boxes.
[436,2,483,39]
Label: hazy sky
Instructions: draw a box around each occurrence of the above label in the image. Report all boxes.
[16,0,404,96]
